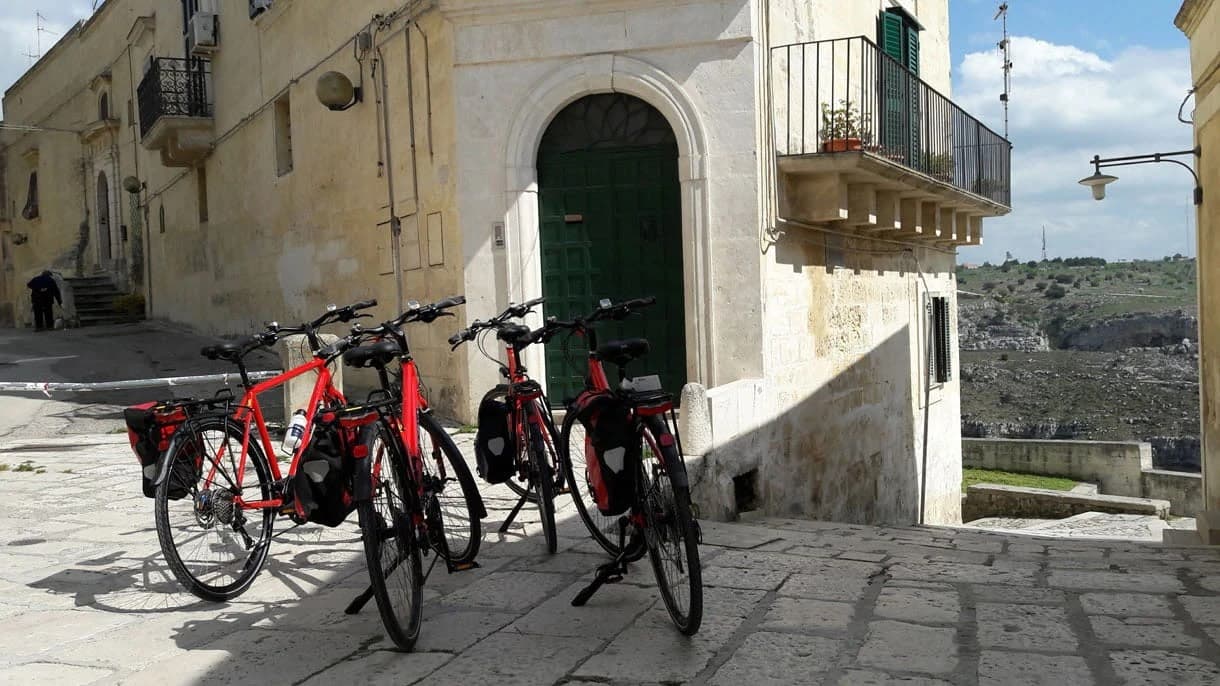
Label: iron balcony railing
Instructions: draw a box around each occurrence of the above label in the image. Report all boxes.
[137,57,213,138]
[772,36,1011,207]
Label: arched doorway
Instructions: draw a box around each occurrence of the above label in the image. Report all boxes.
[537,93,686,401]
[97,172,112,263]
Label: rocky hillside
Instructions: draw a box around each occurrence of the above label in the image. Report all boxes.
[957,257,1200,471]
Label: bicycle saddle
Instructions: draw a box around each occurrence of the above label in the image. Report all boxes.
[497,323,533,347]
[200,342,243,363]
[343,339,401,369]
[597,338,650,367]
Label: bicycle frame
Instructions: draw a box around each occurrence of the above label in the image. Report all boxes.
[195,355,346,513]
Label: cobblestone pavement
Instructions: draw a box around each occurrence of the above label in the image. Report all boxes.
[4,434,1220,684]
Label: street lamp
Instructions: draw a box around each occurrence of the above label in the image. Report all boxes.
[1078,147,1202,205]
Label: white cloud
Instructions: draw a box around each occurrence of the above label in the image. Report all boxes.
[955,36,1196,263]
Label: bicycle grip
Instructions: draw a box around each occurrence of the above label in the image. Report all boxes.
[353,299,378,311]
[436,295,466,309]
[447,331,465,346]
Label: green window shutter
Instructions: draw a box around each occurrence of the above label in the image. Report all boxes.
[905,25,920,76]
[880,12,904,62]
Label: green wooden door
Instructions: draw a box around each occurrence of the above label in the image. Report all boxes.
[537,95,686,403]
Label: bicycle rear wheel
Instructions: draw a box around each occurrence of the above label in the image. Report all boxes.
[154,416,274,602]
[418,411,482,563]
[358,421,423,651]
[527,404,558,553]
[639,417,702,635]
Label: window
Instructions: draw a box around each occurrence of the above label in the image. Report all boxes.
[197,166,209,222]
[21,172,38,220]
[879,9,920,75]
[929,295,952,384]
[99,92,109,120]
[274,93,293,176]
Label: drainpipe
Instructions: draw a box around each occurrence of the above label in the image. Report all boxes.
[374,44,404,314]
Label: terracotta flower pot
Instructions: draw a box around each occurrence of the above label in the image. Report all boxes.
[821,138,863,153]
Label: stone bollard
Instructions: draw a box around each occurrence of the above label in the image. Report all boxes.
[679,382,711,456]
[276,333,343,426]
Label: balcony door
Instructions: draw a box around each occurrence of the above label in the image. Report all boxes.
[879,10,921,166]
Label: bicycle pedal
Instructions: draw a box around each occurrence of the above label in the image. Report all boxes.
[448,560,481,573]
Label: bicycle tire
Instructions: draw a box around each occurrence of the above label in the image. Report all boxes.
[528,407,558,554]
[640,416,703,635]
[418,411,482,564]
[154,416,274,602]
[559,410,625,556]
[359,420,424,651]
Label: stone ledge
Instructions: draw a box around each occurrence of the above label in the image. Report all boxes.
[963,484,1170,521]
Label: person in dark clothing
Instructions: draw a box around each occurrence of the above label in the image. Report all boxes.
[27,270,62,331]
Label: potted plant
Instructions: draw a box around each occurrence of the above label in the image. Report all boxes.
[820,99,866,153]
[924,151,955,182]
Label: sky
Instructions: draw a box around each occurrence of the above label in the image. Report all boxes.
[0,1,1200,263]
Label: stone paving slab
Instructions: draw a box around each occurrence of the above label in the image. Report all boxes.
[4,435,1220,684]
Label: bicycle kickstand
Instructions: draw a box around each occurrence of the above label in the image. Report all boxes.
[572,516,631,607]
[344,586,375,615]
[498,488,531,534]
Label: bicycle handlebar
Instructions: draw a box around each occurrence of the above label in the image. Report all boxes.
[448,296,546,350]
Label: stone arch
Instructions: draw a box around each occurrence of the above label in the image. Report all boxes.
[501,55,714,388]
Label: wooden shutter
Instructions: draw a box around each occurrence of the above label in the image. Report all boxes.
[932,296,952,383]
[905,25,920,76]
[880,12,904,62]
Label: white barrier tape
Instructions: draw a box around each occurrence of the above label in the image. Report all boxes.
[0,371,283,397]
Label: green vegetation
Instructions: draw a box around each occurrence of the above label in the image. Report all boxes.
[963,468,1077,492]
[957,257,1197,341]
[457,424,478,434]
[0,464,8,472]
[13,461,38,473]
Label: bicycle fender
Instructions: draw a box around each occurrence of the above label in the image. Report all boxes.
[352,424,376,502]
[661,449,690,489]
[151,430,188,488]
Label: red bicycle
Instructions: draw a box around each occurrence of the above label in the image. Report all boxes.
[152,300,378,601]
[448,297,564,553]
[544,297,704,635]
[337,295,486,650]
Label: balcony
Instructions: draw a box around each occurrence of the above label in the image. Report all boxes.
[137,57,214,167]
[772,37,1011,245]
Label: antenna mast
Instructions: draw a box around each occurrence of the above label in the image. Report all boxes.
[26,12,59,63]
[1042,226,1047,261]
[995,2,1012,139]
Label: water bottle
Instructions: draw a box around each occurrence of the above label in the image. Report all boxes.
[281,410,307,456]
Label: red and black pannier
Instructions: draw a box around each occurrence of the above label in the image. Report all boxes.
[570,390,639,516]
[123,401,192,498]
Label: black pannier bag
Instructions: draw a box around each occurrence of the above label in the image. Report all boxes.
[124,401,194,499]
[570,390,640,516]
[290,411,363,527]
[475,387,517,484]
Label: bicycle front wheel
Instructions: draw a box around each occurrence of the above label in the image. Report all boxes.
[154,416,274,602]
[418,411,482,564]
[639,417,703,635]
[359,421,423,651]
[560,410,624,556]
[528,407,558,554]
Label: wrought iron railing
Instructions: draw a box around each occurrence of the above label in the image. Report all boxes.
[137,57,213,137]
[772,36,1011,207]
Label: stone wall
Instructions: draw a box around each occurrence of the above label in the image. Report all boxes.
[962,484,1170,521]
[963,437,1202,516]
